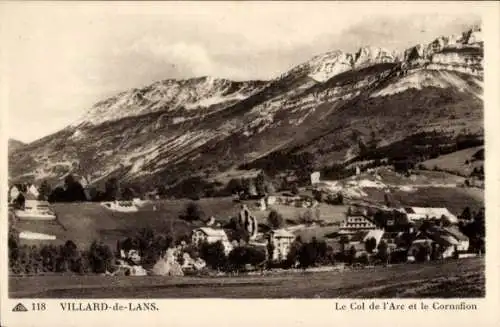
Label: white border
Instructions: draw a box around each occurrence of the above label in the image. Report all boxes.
[1,2,499,327]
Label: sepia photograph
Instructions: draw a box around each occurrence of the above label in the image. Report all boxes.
[2,1,490,302]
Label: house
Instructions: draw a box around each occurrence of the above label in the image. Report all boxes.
[8,185,20,203]
[442,226,469,251]
[266,195,277,206]
[426,225,469,252]
[363,229,385,248]
[257,198,267,211]
[339,206,378,234]
[267,229,295,262]
[101,201,139,213]
[339,231,370,255]
[24,191,39,201]
[27,184,40,199]
[310,172,320,185]
[191,227,233,255]
[407,239,433,262]
[407,226,469,260]
[402,207,458,224]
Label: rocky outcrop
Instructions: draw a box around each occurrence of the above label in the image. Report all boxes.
[9,26,483,186]
[151,248,184,276]
[353,46,397,69]
[306,51,355,82]
[73,77,267,127]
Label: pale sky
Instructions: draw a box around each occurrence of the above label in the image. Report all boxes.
[1,2,483,143]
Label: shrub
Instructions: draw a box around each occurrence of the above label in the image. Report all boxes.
[299,210,314,225]
[199,241,227,271]
[179,202,205,222]
[365,237,377,254]
[267,210,284,229]
[227,246,266,272]
[87,241,114,273]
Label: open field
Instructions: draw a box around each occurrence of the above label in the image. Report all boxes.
[362,186,483,215]
[421,146,483,176]
[13,198,348,249]
[9,257,484,298]
[13,182,483,249]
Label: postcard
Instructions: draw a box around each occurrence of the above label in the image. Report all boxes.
[1,1,499,326]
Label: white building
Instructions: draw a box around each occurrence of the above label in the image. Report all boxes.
[339,207,378,233]
[27,184,40,199]
[402,207,458,224]
[310,172,321,185]
[268,229,295,262]
[101,201,139,212]
[191,227,233,255]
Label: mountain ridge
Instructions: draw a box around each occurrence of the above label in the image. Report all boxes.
[9,25,483,190]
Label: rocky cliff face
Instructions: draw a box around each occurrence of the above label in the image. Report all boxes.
[73,77,267,127]
[9,26,483,187]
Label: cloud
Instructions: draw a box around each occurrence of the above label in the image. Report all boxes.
[1,2,487,142]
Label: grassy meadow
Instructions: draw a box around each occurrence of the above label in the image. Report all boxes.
[9,257,484,298]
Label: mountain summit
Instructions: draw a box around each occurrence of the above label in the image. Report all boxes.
[9,26,483,189]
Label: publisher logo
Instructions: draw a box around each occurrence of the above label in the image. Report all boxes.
[12,303,28,312]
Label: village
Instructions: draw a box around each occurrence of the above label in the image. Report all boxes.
[7,166,485,279]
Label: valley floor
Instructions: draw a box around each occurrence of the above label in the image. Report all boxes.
[10,257,484,298]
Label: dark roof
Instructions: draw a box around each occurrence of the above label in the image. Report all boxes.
[443,226,469,241]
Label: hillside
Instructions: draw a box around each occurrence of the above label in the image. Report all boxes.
[420,146,483,176]
[8,26,483,189]
[13,198,237,249]
[8,139,25,153]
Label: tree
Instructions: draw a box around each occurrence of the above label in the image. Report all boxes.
[460,206,472,221]
[13,193,26,209]
[8,225,19,271]
[266,241,275,265]
[199,241,227,271]
[377,240,390,265]
[415,242,431,263]
[265,181,276,195]
[384,193,392,207]
[298,242,318,269]
[365,237,377,254]
[339,235,350,253]
[63,174,86,202]
[247,179,257,197]
[226,178,243,195]
[87,241,114,273]
[336,192,344,205]
[348,245,357,265]
[104,177,120,201]
[38,180,52,201]
[282,238,301,268]
[179,202,205,222]
[227,246,266,272]
[472,208,485,237]
[267,210,284,229]
[156,185,168,198]
[121,187,135,201]
[255,172,267,196]
[313,189,325,203]
[299,210,314,225]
